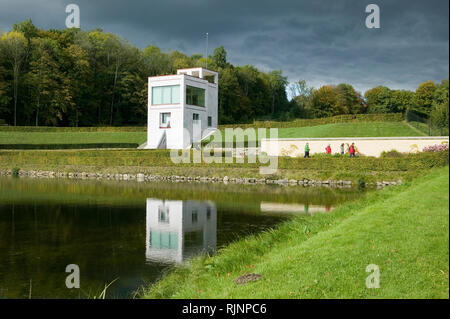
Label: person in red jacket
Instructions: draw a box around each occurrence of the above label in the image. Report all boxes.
[349,143,356,157]
[325,144,332,154]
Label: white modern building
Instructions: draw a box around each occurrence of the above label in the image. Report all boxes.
[145,199,217,264]
[144,67,219,149]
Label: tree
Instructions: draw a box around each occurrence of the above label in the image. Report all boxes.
[0,31,27,125]
[267,70,288,114]
[364,86,393,113]
[413,80,438,116]
[310,85,339,118]
[0,65,11,116]
[391,89,414,113]
[335,83,363,114]
[64,43,91,126]
[289,80,314,118]
[28,37,74,126]
[430,79,449,130]
[212,46,227,69]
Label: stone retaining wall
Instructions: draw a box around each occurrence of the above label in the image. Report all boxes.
[0,169,400,188]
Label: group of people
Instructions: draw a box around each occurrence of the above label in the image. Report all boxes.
[304,142,358,158]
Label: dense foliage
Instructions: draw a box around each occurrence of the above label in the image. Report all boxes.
[0,20,448,129]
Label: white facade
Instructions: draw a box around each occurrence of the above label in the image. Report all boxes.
[145,68,219,149]
[145,199,217,264]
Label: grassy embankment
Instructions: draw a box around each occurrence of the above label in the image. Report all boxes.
[142,166,449,299]
[0,149,448,184]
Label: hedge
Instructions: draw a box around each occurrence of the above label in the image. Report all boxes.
[219,113,404,129]
[0,126,146,132]
[0,148,447,172]
[0,143,139,150]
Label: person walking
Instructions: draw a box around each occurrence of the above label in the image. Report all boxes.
[349,143,356,157]
[325,144,332,154]
[304,143,310,158]
[340,143,345,155]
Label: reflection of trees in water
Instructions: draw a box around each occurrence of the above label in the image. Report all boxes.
[0,177,365,210]
[0,203,156,299]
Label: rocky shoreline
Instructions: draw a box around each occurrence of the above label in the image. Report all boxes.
[0,169,401,188]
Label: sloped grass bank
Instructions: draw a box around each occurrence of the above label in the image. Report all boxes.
[142,166,449,299]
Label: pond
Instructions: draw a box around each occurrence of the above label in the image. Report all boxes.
[0,177,367,299]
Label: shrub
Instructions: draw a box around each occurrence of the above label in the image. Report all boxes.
[0,143,139,150]
[423,143,449,152]
[380,150,405,158]
[11,167,20,177]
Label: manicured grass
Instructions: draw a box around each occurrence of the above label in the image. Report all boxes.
[0,131,147,145]
[142,166,449,299]
[278,122,425,138]
[0,121,422,147]
[203,122,426,147]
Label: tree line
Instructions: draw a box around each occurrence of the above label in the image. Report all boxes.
[0,20,448,129]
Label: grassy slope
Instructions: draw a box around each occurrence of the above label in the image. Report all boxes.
[143,166,449,299]
[0,122,422,145]
[0,131,146,145]
[278,122,425,138]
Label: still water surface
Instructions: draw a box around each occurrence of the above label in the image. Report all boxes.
[0,177,366,298]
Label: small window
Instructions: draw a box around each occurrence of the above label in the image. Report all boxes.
[193,113,199,121]
[158,206,169,223]
[192,210,198,223]
[208,116,212,127]
[160,112,171,128]
[206,207,211,220]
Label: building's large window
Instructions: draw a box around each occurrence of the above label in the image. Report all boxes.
[152,85,180,105]
[186,85,205,107]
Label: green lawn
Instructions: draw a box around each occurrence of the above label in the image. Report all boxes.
[0,122,424,146]
[143,166,449,299]
[277,122,425,138]
[0,131,147,145]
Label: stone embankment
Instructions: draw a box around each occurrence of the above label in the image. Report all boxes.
[0,169,401,188]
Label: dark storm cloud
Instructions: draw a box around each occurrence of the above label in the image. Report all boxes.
[0,0,448,93]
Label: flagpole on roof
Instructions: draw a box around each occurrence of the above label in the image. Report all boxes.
[205,32,209,69]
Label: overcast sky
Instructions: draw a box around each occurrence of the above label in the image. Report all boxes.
[0,0,448,93]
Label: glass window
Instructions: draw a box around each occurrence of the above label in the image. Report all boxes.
[160,112,171,127]
[192,210,198,223]
[208,116,212,127]
[193,113,199,121]
[152,85,180,105]
[186,85,205,107]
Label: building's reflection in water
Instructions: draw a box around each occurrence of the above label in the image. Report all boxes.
[260,202,332,215]
[145,199,217,264]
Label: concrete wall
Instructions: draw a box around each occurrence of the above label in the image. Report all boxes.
[260,136,449,157]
